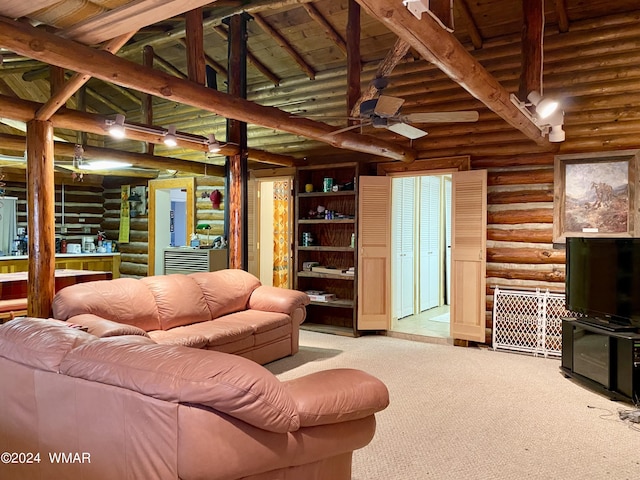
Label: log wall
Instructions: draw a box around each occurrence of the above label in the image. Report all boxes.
[471,153,565,339]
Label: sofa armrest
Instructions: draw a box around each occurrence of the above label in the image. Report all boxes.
[283,368,389,427]
[248,285,310,315]
[68,314,151,339]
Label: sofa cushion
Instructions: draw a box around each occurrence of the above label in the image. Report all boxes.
[0,317,94,372]
[60,338,300,433]
[189,270,261,320]
[141,275,211,330]
[52,278,161,332]
[149,319,255,349]
[222,310,290,333]
[147,329,209,348]
[68,314,151,338]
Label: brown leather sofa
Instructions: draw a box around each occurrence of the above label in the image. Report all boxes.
[52,269,310,365]
[0,317,389,480]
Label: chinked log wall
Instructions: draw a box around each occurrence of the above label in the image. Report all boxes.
[102,175,225,278]
[471,153,565,334]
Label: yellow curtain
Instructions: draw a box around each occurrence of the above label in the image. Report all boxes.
[272,180,290,288]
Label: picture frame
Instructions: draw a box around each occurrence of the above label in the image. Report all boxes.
[553,150,640,243]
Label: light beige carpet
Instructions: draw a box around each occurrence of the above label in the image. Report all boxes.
[266,331,640,480]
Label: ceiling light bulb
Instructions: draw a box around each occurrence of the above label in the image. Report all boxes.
[108,114,126,139]
[207,134,221,153]
[164,125,177,147]
[527,91,559,119]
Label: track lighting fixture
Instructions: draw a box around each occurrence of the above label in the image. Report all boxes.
[526,91,559,119]
[164,125,178,147]
[107,114,126,138]
[509,93,566,143]
[207,134,221,153]
[105,116,222,152]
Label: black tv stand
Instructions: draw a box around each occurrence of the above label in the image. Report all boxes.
[576,316,637,332]
[561,318,640,404]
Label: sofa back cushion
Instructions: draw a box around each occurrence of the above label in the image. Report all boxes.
[141,275,211,330]
[0,317,94,372]
[189,270,261,320]
[60,338,300,433]
[52,278,161,332]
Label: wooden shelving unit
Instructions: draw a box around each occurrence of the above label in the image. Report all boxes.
[294,162,359,336]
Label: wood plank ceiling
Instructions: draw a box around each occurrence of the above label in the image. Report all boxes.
[1,0,640,175]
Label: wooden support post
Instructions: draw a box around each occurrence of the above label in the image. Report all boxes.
[519,0,544,100]
[143,45,155,155]
[346,0,361,120]
[26,120,56,318]
[226,14,249,270]
[185,7,206,85]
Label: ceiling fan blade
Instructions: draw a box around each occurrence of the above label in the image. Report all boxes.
[374,95,405,117]
[401,111,479,123]
[387,122,428,139]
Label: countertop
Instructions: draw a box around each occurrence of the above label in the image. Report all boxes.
[0,252,121,260]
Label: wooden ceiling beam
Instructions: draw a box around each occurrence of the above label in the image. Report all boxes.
[350,38,410,116]
[0,18,414,161]
[354,0,549,147]
[153,52,188,79]
[212,25,280,86]
[35,31,136,121]
[302,4,347,57]
[253,12,315,80]
[456,0,483,49]
[0,94,299,167]
[60,0,223,45]
[519,0,543,101]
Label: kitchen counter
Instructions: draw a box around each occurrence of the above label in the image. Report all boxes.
[0,253,121,278]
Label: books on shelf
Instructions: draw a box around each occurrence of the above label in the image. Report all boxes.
[343,266,355,276]
[304,290,336,302]
[311,265,341,274]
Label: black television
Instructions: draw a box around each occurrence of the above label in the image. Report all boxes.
[566,237,640,329]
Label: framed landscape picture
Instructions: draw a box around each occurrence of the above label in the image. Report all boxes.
[553,150,640,243]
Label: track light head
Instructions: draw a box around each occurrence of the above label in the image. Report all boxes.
[527,91,559,119]
[164,125,177,147]
[108,114,126,139]
[207,134,221,153]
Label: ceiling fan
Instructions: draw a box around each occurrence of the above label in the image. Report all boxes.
[330,78,479,139]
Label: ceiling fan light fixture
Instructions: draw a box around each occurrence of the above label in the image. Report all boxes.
[108,114,126,139]
[164,125,178,147]
[527,90,559,119]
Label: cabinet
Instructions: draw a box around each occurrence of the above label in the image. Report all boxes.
[294,163,359,336]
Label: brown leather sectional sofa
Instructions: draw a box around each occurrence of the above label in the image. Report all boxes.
[0,317,389,479]
[52,269,310,365]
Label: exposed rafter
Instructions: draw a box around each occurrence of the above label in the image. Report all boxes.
[519,0,544,100]
[253,12,316,80]
[555,0,570,33]
[303,4,347,57]
[456,0,483,49]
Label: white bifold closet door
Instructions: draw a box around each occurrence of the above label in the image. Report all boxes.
[419,176,441,312]
[393,177,415,319]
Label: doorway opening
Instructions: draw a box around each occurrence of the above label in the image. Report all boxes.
[390,174,451,338]
[248,176,294,288]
